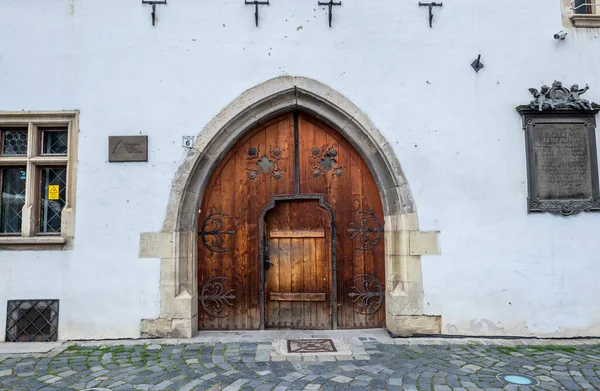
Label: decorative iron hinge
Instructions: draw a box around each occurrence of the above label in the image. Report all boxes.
[199,276,236,318]
[199,209,235,255]
[347,274,384,319]
[348,209,383,253]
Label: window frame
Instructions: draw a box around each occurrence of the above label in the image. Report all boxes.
[0,111,78,249]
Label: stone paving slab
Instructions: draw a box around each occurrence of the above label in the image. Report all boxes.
[1,334,600,390]
[0,342,63,355]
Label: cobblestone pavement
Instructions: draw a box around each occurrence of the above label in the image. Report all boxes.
[1,332,600,390]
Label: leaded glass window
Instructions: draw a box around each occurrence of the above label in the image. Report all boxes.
[0,112,77,246]
[41,130,68,155]
[1,128,28,156]
[39,168,67,233]
[0,168,27,233]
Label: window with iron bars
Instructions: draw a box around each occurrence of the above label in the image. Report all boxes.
[0,112,78,248]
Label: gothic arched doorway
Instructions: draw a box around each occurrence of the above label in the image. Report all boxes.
[198,112,386,330]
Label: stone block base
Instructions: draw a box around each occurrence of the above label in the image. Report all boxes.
[386,315,442,337]
[141,316,196,339]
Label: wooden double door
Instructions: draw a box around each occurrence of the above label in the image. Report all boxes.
[198,111,385,330]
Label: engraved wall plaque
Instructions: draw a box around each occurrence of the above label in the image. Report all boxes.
[108,136,148,162]
[517,107,600,216]
[534,123,592,200]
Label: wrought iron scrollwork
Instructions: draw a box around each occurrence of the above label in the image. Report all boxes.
[199,209,235,255]
[310,144,345,178]
[199,276,236,318]
[348,209,383,253]
[246,145,284,181]
[348,273,384,319]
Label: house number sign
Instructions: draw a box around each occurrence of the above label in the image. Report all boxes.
[182,136,194,148]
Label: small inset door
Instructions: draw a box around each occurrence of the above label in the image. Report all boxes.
[264,201,332,329]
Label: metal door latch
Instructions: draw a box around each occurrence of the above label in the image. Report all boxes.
[265,257,274,269]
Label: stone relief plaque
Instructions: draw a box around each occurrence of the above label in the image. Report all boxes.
[517,81,600,216]
[108,136,148,162]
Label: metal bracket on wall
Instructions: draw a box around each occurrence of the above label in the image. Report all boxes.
[418,2,442,28]
[318,0,342,28]
[245,1,270,27]
[142,0,167,26]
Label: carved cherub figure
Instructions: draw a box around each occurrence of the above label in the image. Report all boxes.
[529,85,553,111]
[568,84,593,110]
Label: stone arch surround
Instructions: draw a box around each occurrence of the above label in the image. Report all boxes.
[139,76,441,338]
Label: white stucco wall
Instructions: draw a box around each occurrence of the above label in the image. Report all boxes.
[0,0,599,340]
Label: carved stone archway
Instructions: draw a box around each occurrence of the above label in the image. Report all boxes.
[139,76,441,338]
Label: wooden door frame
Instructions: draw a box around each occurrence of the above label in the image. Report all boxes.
[140,76,442,339]
[258,194,336,330]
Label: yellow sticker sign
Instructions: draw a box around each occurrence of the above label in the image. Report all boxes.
[48,185,60,201]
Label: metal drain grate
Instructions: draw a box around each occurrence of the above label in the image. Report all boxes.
[5,300,59,342]
[287,338,337,353]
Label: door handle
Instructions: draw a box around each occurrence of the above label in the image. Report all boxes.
[265,257,274,270]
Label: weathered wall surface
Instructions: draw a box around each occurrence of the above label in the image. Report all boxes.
[1,0,599,339]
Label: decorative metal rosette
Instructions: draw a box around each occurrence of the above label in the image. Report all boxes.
[247,145,261,160]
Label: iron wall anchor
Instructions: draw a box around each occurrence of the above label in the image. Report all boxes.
[245,0,269,27]
[418,2,442,28]
[471,54,484,72]
[318,0,342,28]
[142,0,167,26]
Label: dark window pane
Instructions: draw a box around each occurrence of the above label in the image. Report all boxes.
[1,129,28,155]
[0,168,27,233]
[574,0,592,14]
[42,130,68,154]
[39,167,66,234]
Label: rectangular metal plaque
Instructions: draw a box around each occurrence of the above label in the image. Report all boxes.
[108,136,148,162]
[521,110,600,215]
[533,123,592,200]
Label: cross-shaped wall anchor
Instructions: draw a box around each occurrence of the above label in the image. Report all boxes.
[245,1,270,27]
[142,0,167,27]
[418,2,442,28]
[318,0,342,28]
